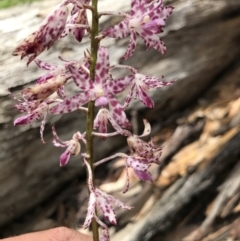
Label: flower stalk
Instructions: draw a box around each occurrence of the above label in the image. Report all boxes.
[86,0,100,240]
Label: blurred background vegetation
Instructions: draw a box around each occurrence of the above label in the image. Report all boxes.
[0,0,40,9]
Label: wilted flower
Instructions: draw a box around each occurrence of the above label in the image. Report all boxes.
[52,126,86,166]
[102,0,173,59]
[13,2,70,65]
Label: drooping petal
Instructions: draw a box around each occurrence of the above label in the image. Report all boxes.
[83,192,96,229]
[122,30,137,60]
[52,125,67,147]
[94,108,108,134]
[123,83,135,108]
[136,85,154,108]
[108,98,130,128]
[126,156,153,182]
[108,114,128,135]
[140,119,151,137]
[60,149,71,166]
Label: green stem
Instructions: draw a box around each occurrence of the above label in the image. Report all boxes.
[86,0,99,241]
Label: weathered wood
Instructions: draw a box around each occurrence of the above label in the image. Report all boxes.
[115,131,240,241]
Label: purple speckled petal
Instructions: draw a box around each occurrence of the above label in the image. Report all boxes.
[144,76,174,88]
[123,83,135,109]
[34,59,57,71]
[96,188,132,210]
[50,92,92,114]
[95,189,117,225]
[95,47,109,85]
[127,156,153,182]
[149,5,173,22]
[122,30,137,60]
[14,100,41,113]
[138,28,166,54]
[68,65,93,90]
[136,84,154,108]
[13,4,68,65]
[14,113,36,125]
[14,102,48,125]
[106,75,134,95]
[36,73,54,84]
[102,20,130,39]
[99,228,110,241]
[131,0,148,16]
[108,98,131,128]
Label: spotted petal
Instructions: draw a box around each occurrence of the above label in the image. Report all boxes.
[106,75,134,95]
[50,92,92,114]
[136,84,154,108]
[102,20,130,39]
[95,47,109,85]
[83,192,96,228]
[68,65,93,90]
[122,30,137,60]
[109,98,130,128]
[138,28,166,54]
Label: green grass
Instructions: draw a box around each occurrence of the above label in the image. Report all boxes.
[0,0,41,9]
